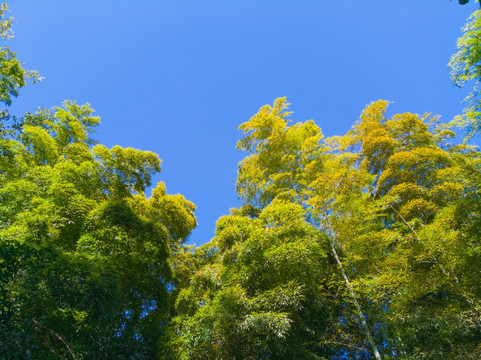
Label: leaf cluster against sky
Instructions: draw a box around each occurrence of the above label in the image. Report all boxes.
[7,0,480,245]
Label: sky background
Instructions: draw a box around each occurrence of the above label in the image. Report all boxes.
[6,0,480,246]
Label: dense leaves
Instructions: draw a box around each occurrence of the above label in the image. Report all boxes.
[450,9,481,137]
[171,201,341,360]
[0,8,197,357]
[172,97,481,359]
[0,101,197,359]
[3,2,481,359]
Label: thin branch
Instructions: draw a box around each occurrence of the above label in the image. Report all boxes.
[386,202,458,283]
[321,219,382,360]
[33,319,76,360]
[329,239,382,360]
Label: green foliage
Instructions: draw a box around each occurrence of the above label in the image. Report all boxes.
[171,201,339,359]
[0,79,196,359]
[450,9,481,138]
[172,97,481,359]
[0,3,40,107]
[338,101,481,358]
[3,1,481,358]
[236,97,325,208]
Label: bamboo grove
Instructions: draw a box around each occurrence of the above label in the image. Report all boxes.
[2,3,481,360]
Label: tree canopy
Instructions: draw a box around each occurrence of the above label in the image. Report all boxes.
[170,98,481,359]
[2,2,481,359]
[0,4,196,358]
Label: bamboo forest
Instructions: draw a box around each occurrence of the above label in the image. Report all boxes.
[2,1,481,359]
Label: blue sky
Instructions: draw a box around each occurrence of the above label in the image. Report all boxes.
[7,1,479,245]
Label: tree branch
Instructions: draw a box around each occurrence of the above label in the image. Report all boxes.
[33,319,77,360]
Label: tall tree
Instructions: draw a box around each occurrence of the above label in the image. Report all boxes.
[0,4,197,358]
[0,101,197,359]
[173,97,481,359]
[237,98,383,358]
[327,100,481,358]
[172,99,379,359]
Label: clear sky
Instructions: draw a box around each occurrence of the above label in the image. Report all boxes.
[6,0,480,246]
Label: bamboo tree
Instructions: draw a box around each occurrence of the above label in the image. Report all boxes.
[324,226,382,360]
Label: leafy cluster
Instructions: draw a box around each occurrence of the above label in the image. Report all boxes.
[172,97,481,359]
[0,5,196,358]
